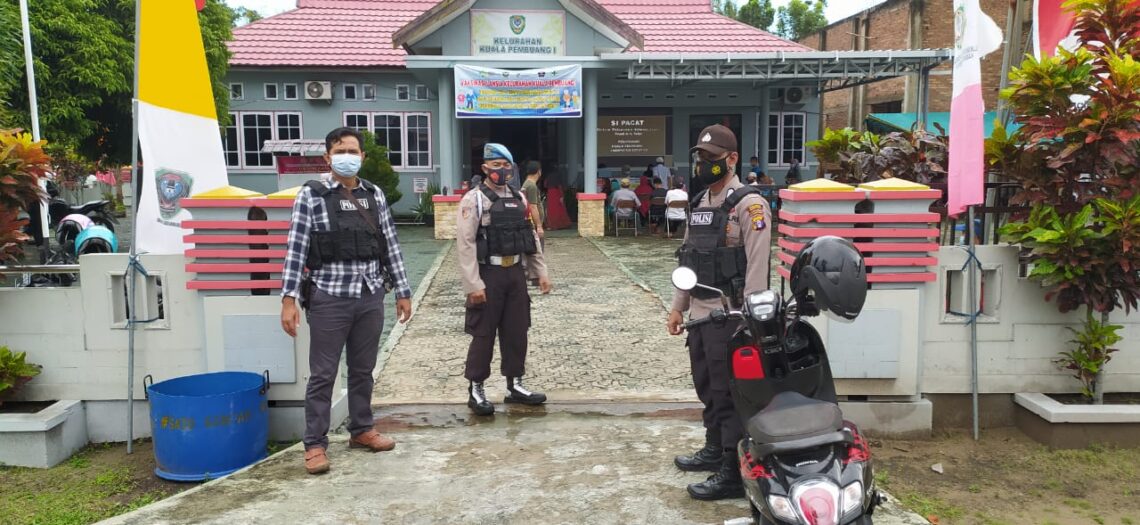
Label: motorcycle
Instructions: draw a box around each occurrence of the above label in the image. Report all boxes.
[672,236,880,525]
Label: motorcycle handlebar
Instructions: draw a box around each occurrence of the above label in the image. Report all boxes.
[683,309,743,330]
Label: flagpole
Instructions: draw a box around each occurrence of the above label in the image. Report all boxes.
[968,205,979,441]
[126,0,142,454]
[19,0,50,268]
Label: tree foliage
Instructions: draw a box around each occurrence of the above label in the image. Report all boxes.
[776,0,828,41]
[737,0,776,31]
[0,130,50,264]
[0,0,236,163]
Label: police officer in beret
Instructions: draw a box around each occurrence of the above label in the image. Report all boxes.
[457,143,553,416]
[666,124,772,500]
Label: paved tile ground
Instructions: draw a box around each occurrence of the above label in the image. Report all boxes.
[380,225,450,338]
[374,230,696,404]
[103,406,927,525]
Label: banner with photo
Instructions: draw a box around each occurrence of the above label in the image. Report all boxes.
[454,64,582,119]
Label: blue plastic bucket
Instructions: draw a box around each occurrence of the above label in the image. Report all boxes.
[145,371,270,481]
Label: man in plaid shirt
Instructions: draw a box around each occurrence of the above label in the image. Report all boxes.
[280,127,412,475]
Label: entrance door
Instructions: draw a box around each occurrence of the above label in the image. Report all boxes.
[464,119,560,183]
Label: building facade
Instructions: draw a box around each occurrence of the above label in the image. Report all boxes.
[224,0,826,213]
[798,0,1030,133]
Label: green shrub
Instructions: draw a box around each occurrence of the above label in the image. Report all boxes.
[0,346,42,401]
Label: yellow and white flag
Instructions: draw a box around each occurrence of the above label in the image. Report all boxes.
[135,0,227,254]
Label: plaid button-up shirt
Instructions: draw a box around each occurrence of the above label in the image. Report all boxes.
[281,179,411,300]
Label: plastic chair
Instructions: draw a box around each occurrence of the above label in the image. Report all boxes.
[665,200,688,238]
[614,199,640,237]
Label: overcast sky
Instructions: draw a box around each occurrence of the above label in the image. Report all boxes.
[226,0,889,25]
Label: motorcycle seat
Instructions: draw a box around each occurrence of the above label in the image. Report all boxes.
[746,391,844,445]
[72,200,111,214]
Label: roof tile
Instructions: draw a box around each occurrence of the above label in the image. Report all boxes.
[229,0,808,67]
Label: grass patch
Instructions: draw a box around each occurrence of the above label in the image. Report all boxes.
[0,442,184,525]
[1063,498,1093,511]
[896,491,964,521]
[1122,517,1134,525]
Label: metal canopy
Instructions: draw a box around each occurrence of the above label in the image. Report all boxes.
[598,50,952,92]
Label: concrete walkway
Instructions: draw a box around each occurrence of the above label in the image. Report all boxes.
[103,231,930,525]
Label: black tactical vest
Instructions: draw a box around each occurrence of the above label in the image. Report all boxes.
[676,185,761,302]
[476,184,538,261]
[304,180,389,271]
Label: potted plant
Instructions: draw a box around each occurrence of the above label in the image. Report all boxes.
[807,125,948,184]
[411,182,440,226]
[0,346,42,406]
[0,129,50,268]
[998,0,1140,404]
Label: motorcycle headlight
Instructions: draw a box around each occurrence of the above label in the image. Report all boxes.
[842,481,863,515]
[791,479,840,525]
[767,495,798,523]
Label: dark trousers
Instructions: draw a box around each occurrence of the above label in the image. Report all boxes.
[464,264,531,382]
[303,286,385,450]
[688,321,744,450]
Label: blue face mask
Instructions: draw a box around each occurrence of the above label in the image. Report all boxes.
[330,154,362,177]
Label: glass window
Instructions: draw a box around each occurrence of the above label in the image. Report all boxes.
[241,113,274,167]
[405,113,431,168]
[764,112,806,166]
[264,83,278,100]
[343,84,357,101]
[344,112,370,131]
[373,113,403,167]
[229,83,243,101]
[362,84,376,101]
[283,83,298,100]
[415,84,429,101]
[396,85,410,101]
[276,113,301,141]
[222,113,240,168]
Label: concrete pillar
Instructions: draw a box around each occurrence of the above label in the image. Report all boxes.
[437,73,457,191]
[583,69,598,194]
[759,87,771,172]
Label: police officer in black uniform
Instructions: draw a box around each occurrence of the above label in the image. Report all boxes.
[457,143,553,416]
[666,125,773,500]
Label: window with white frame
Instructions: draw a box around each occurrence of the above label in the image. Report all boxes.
[222,113,240,168]
[229,83,244,100]
[344,112,369,132]
[405,113,431,167]
[241,113,275,167]
[283,83,299,100]
[765,112,806,166]
[414,84,429,101]
[373,113,403,167]
[362,84,376,101]
[264,83,278,100]
[341,112,432,169]
[221,111,305,169]
[276,112,302,141]
[396,85,410,101]
[343,84,357,101]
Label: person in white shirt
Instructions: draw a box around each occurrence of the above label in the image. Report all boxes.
[610,178,640,218]
[664,178,689,238]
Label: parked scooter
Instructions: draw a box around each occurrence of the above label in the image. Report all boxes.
[672,236,880,525]
[45,180,118,232]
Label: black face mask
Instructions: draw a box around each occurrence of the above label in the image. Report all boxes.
[485,166,510,185]
[695,157,731,185]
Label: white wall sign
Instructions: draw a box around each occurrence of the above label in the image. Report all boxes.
[471,10,565,56]
[413,177,429,194]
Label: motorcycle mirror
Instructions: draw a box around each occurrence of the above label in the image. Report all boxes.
[671,267,698,291]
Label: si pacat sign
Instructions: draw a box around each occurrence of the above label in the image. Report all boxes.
[597,116,667,156]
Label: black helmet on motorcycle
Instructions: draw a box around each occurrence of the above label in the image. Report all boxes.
[790,236,867,322]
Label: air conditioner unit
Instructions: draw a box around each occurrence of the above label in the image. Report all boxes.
[304,81,332,100]
[784,86,806,104]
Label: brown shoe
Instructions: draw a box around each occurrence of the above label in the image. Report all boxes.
[304,447,330,475]
[349,429,396,452]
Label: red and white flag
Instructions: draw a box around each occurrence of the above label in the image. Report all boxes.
[1032,0,1079,59]
[947,0,1004,217]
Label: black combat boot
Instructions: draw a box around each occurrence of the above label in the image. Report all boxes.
[504,377,547,405]
[467,381,494,416]
[673,429,723,472]
[686,451,745,501]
